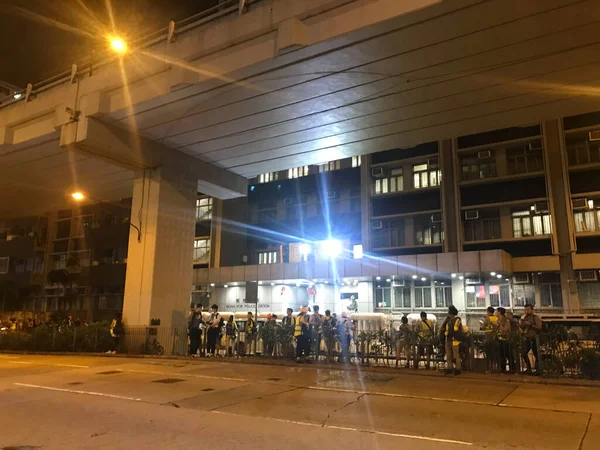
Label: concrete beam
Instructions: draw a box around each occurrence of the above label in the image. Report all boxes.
[59,117,247,199]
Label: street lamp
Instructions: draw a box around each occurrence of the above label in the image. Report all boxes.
[109,37,128,54]
[322,239,343,258]
[71,192,85,201]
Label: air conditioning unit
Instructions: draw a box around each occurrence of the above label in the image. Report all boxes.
[464,210,479,220]
[371,220,383,230]
[578,270,598,282]
[528,141,543,151]
[588,130,600,142]
[534,201,549,214]
[371,167,386,178]
[513,273,530,284]
[427,157,439,168]
[326,191,337,199]
[431,213,442,223]
[283,198,293,205]
[478,150,492,160]
[572,198,588,210]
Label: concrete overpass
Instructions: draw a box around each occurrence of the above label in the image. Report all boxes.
[2,0,600,326]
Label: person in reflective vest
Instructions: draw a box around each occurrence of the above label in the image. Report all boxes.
[416,311,435,369]
[294,307,310,363]
[481,306,499,372]
[495,307,511,373]
[440,305,463,375]
[245,312,256,356]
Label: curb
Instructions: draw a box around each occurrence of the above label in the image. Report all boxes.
[2,350,599,388]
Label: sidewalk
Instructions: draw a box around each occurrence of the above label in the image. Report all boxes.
[3,349,600,388]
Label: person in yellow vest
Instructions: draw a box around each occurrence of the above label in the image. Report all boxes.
[480,306,499,332]
[481,306,499,372]
[245,312,256,356]
[395,316,413,369]
[439,305,463,375]
[416,311,435,370]
[294,307,310,363]
[495,307,511,374]
[309,305,324,362]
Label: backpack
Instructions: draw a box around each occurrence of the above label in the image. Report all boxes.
[112,320,123,336]
[450,318,466,342]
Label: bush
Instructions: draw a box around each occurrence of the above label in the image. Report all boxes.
[580,349,600,380]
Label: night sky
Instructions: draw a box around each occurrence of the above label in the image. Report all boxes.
[0,0,220,87]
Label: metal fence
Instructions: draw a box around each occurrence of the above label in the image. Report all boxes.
[2,325,599,379]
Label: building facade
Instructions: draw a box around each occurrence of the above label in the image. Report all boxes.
[197,111,600,326]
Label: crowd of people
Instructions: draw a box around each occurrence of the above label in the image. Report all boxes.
[186,303,545,375]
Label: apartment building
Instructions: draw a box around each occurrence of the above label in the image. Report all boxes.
[198,112,600,326]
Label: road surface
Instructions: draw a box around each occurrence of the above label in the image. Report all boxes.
[0,354,598,449]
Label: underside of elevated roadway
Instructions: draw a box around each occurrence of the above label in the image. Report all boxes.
[3,0,600,216]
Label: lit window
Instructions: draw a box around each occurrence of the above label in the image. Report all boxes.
[258,172,278,184]
[196,197,213,220]
[352,156,361,167]
[288,166,309,178]
[193,238,210,264]
[0,257,9,274]
[435,286,453,308]
[512,210,551,238]
[374,168,403,195]
[258,251,278,265]
[413,163,441,189]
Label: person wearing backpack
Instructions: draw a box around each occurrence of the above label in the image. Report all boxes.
[416,311,435,370]
[107,312,123,355]
[206,304,221,357]
[440,305,464,375]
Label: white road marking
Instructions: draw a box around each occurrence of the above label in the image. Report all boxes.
[14,383,141,401]
[211,410,473,446]
[9,361,89,368]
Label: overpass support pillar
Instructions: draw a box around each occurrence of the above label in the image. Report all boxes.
[122,167,197,328]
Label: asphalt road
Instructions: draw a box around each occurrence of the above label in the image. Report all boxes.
[0,354,598,450]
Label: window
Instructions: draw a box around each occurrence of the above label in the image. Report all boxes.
[540,273,562,307]
[258,172,278,183]
[461,154,497,181]
[258,251,278,265]
[374,168,403,195]
[193,238,210,264]
[578,282,600,308]
[352,155,361,167]
[463,209,502,242]
[413,163,441,189]
[0,256,9,274]
[512,210,551,237]
[574,203,600,233]
[375,286,392,309]
[506,143,544,175]
[196,198,213,221]
[414,216,443,245]
[393,286,411,308]
[435,286,452,308]
[288,166,309,179]
[319,161,340,172]
[512,283,535,307]
[371,219,405,249]
[466,285,486,308]
[566,133,600,166]
[258,210,277,223]
[489,284,510,307]
[414,279,432,308]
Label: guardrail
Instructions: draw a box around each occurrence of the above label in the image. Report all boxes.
[0,0,261,109]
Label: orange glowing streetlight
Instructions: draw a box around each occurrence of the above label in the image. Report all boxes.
[71,192,85,201]
[109,36,128,54]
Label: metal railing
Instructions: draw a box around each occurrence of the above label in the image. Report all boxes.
[2,325,599,379]
[0,0,262,109]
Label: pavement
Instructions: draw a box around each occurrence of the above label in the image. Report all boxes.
[0,354,598,450]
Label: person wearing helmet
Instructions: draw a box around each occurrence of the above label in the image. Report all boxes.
[294,307,310,363]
